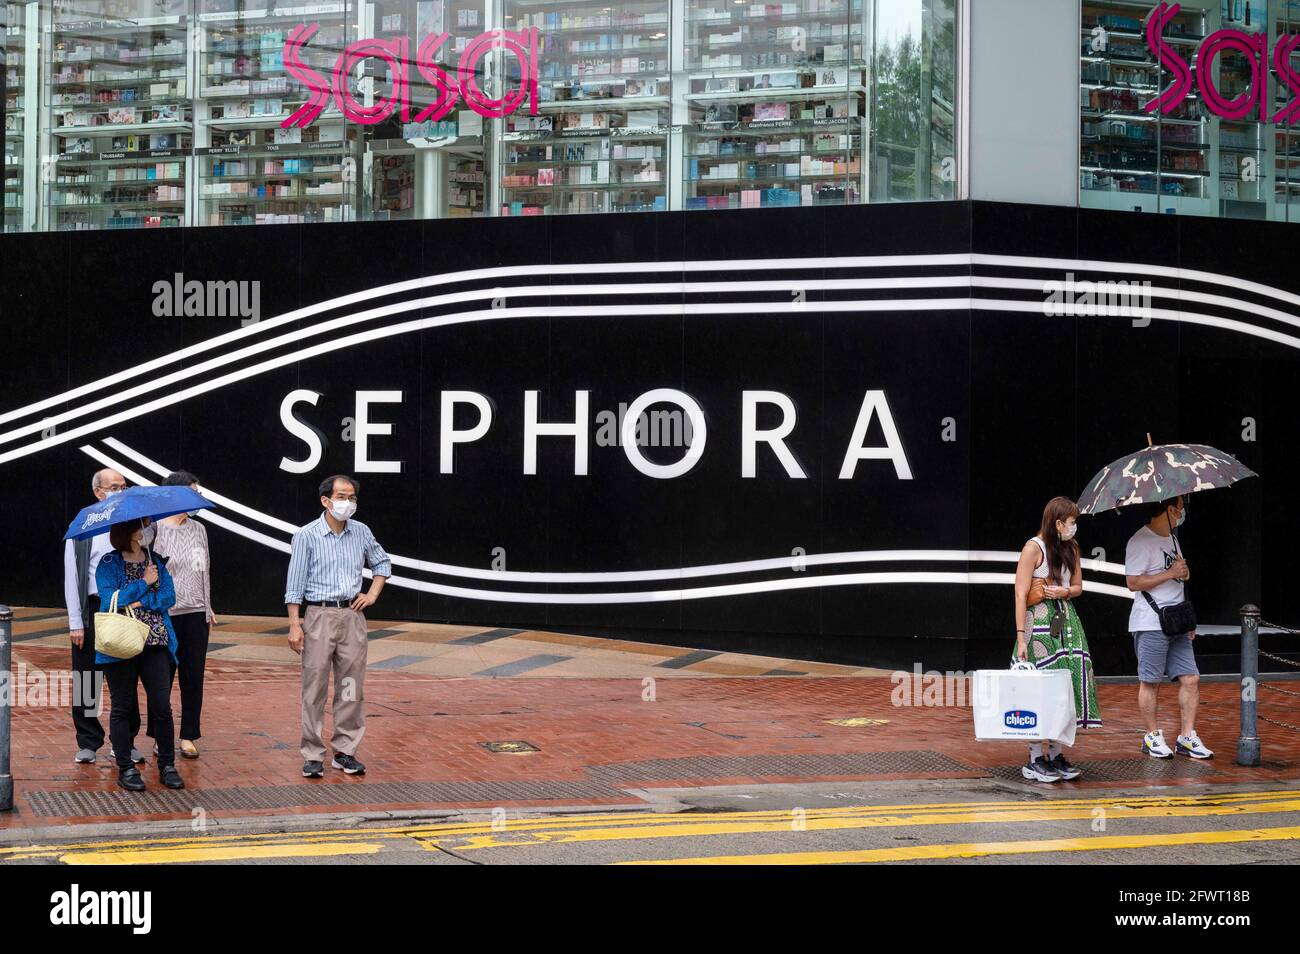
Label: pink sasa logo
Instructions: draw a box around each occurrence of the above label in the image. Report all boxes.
[1145,1,1300,123]
[281,24,540,129]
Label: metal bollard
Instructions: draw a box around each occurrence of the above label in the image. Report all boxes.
[0,605,11,810]
[1237,604,1261,768]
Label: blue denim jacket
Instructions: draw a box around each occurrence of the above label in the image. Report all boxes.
[94,548,178,665]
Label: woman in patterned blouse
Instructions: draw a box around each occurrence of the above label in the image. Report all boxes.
[95,517,185,792]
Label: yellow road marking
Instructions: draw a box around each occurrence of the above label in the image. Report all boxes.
[60,842,385,865]
[5,789,1298,863]
[622,824,1300,865]
[445,798,1300,850]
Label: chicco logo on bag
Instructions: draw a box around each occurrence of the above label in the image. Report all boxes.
[1004,710,1038,730]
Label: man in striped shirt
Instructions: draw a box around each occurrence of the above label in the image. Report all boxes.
[284,474,391,779]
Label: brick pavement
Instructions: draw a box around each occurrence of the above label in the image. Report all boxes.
[3,608,1299,833]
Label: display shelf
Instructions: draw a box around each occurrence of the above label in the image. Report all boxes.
[42,5,192,229]
[197,137,352,225]
[682,0,866,209]
[686,116,857,210]
[1079,1,1209,203]
[684,0,863,71]
[683,69,862,210]
[447,155,485,217]
[499,0,670,216]
[197,0,355,225]
[5,1,27,231]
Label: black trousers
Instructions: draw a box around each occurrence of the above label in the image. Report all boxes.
[71,595,139,752]
[171,611,209,741]
[103,645,175,770]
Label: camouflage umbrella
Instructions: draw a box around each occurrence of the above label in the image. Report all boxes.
[1078,437,1258,515]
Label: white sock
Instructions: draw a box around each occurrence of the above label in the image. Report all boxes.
[1029,743,1044,761]
[1048,743,1062,759]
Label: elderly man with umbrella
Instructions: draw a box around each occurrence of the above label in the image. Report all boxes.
[1080,439,1257,762]
[64,484,215,791]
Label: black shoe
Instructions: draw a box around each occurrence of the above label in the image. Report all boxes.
[118,767,146,792]
[1049,754,1082,780]
[160,766,185,790]
[302,760,324,778]
[331,753,365,775]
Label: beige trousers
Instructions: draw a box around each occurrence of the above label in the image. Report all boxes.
[300,605,368,762]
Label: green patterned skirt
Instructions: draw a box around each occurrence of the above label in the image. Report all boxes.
[1018,599,1102,730]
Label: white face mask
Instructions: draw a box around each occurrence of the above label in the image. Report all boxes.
[1058,522,1077,542]
[330,499,357,521]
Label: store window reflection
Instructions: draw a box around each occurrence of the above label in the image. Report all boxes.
[1080,0,1300,221]
[870,0,955,202]
[1,0,959,231]
[500,0,670,215]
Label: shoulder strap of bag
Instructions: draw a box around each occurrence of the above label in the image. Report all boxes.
[1141,591,1162,614]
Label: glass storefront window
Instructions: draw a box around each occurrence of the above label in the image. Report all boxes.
[0,0,958,231]
[1080,0,1300,221]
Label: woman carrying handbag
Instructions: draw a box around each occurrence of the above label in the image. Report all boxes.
[95,517,185,792]
[1012,496,1102,784]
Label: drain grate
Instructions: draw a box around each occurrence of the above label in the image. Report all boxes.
[989,757,1218,784]
[24,779,624,818]
[588,750,978,782]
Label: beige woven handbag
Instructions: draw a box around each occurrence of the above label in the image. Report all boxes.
[94,589,148,660]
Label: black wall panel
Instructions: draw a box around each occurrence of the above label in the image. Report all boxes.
[0,200,1289,672]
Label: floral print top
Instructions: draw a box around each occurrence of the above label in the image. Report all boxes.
[123,557,170,647]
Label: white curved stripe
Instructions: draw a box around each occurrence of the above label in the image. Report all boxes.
[16,289,1300,469]
[9,250,1300,437]
[101,437,302,536]
[969,276,1300,333]
[86,441,1133,605]
[0,252,975,428]
[106,436,1134,582]
[3,296,979,465]
[116,466,1143,604]
[376,570,1136,605]
[11,270,1295,447]
[0,275,975,447]
[970,252,1300,313]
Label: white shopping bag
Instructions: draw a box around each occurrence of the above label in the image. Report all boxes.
[971,662,1077,746]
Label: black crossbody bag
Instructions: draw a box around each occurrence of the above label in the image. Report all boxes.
[1142,532,1196,636]
[1142,591,1197,636]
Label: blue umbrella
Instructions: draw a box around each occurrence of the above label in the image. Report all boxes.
[63,485,215,541]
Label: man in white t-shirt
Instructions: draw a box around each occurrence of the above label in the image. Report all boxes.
[1124,494,1213,760]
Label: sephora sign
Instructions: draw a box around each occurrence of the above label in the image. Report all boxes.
[281,24,540,128]
[1145,1,1300,123]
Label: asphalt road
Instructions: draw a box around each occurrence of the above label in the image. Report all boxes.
[4,779,1300,866]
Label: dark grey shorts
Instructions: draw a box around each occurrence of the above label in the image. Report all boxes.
[1133,630,1199,684]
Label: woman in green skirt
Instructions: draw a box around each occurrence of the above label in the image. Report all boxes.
[1012,495,1101,783]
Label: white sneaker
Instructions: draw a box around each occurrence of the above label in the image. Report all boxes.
[1142,730,1174,759]
[1176,732,1214,759]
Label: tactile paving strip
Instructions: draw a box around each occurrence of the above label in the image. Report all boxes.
[24,779,625,817]
[587,750,979,782]
[989,757,1218,784]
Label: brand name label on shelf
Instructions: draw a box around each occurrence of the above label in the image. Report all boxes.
[196,140,346,156]
[282,25,541,129]
[1145,1,1300,124]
